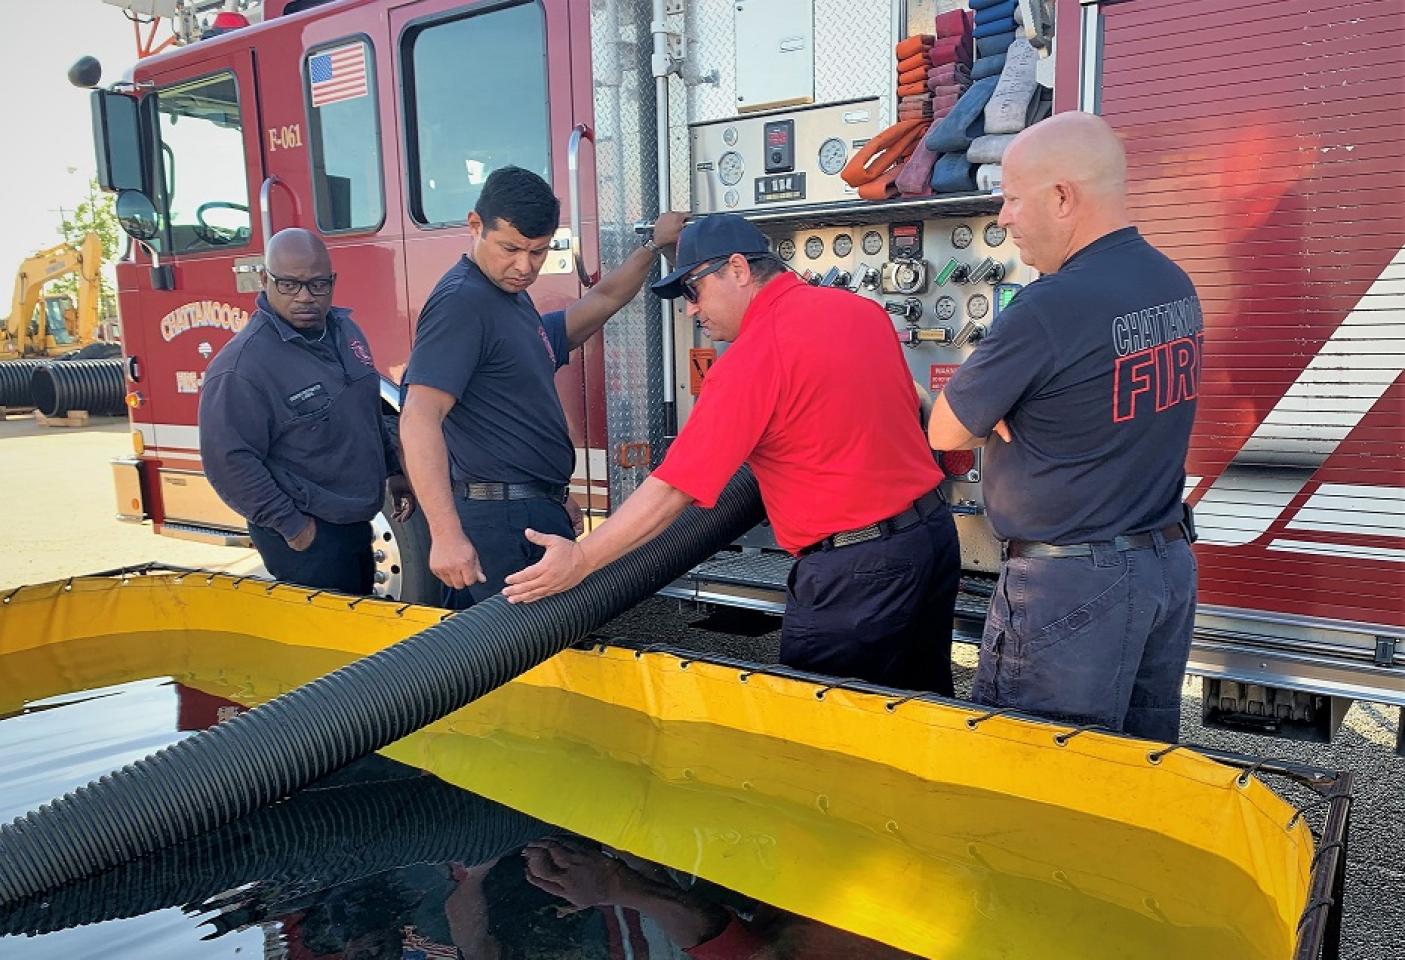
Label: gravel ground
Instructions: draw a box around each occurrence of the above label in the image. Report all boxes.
[598,598,1404,960]
[4,413,1400,956]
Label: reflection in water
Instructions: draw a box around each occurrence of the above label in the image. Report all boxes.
[2,742,910,959]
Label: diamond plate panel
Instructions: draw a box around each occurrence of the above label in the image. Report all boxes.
[594,0,667,506]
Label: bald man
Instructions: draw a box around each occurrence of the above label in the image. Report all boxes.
[928,112,1203,743]
[200,228,414,594]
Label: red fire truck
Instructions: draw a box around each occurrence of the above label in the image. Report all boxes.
[82,0,1403,747]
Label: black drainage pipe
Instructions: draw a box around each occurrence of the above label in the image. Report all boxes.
[1,763,547,937]
[0,469,764,904]
[30,358,126,417]
[0,359,45,408]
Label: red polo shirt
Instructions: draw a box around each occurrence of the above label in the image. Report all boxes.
[653,273,944,553]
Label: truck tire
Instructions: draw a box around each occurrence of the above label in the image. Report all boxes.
[370,488,441,605]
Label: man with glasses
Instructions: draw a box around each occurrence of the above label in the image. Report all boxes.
[200,228,414,594]
[505,214,962,696]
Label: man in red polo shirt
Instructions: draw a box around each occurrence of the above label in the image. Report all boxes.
[503,214,961,693]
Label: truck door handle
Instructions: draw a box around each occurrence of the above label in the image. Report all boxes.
[566,124,599,288]
[259,176,280,240]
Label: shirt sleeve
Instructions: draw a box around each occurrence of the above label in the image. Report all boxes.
[198,370,306,540]
[541,309,570,370]
[403,284,485,398]
[942,296,1058,438]
[651,340,781,508]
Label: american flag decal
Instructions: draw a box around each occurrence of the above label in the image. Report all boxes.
[309,42,368,108]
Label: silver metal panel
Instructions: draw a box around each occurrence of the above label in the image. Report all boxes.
[593,0,667,505]
[734,0,814,112]
[111,458,145,522]
[158,468,246,531]
[690,99,881,214]
[685,0,898,128]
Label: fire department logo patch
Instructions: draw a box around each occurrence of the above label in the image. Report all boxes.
[348,339,373,367]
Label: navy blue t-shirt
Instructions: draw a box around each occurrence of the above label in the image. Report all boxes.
[403,256,574,486]
[943,227,1203,544]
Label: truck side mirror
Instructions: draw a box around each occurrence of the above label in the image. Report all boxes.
[91,90,147,194]
[115,190,160,242]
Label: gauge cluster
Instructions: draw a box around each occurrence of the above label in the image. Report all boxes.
[689,99,881,213]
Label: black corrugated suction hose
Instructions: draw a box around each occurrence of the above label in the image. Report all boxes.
[29,358,126,417]
[0,469,764,905]
[1,764,548,937]
[0,359,45,408]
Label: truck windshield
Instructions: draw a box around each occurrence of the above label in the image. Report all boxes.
[152,72,252,254]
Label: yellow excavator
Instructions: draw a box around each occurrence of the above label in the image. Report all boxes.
[1,232,106,359]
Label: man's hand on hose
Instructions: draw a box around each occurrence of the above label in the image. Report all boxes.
[431,529,486,591]
[387,473,417,522]
[502,530,588,603]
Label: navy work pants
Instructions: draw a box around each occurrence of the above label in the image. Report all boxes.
[442,496,575,610]
[781,505,961,695]
[971,533,1197,743]
[248,518,375,596]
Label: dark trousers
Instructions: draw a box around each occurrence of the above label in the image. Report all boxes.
[442,496,576,610]
[248,518,375,596]
[970,534,1197,743]
[780,505,961,695]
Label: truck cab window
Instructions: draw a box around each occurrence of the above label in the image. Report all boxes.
[305,38,384,233]
[153,72,252,253]
[404,1,550,226]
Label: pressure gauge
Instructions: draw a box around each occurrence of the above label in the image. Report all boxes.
[777,238,797,262]
[718,151,745,187]
[862,230,884,256]
[951,224,973,249]
[832,233,854,257]
[722,126,738,146]
[934,295,957,322]
[983,222,1007,246]
[804,236,824,260]
[967,293,990,320]
[817,137,847,176]
[724,188,739,208]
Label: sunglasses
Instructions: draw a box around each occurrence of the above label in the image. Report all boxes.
[680,259,730,303]
[266,272,337,297]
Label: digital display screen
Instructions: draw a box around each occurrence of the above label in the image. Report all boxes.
[767,127,789,146]
[996,283,1021,311]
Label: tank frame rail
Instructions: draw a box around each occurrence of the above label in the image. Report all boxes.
[575,636,1354,960]
[663,551,1405,712]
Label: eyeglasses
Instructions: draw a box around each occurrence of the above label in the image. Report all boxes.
[680,259,730,303]
[266,272,337,297]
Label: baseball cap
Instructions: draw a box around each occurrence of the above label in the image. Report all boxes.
[651,214,772,300]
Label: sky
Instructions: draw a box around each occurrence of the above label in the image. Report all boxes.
[0,1,140,275]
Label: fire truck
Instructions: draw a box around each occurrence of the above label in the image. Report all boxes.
[80,0,1403,747]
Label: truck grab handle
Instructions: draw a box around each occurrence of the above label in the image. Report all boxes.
[567,124,599,288]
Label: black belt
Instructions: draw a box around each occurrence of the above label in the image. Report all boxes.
[454,480,568,503]
[802,489,947,555]
[1005,523,1187,560]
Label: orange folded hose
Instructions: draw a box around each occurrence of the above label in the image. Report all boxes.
[896,80,928,98]
[895,34,935,60]
[898,66,929,86]
[841,119,927,189]
[897,51,932,74]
